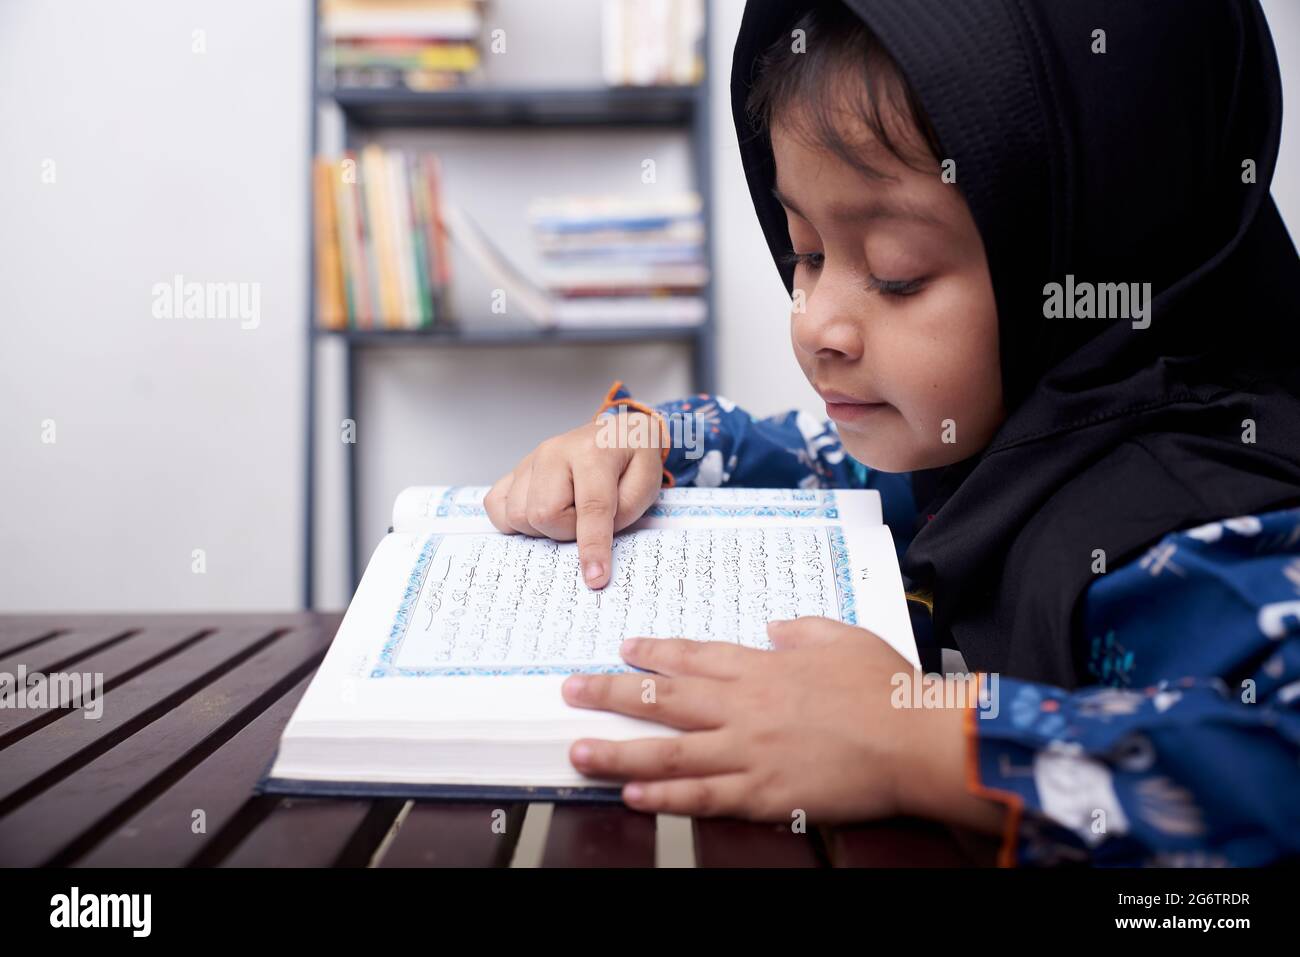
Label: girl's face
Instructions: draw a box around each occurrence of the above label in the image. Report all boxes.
[772,117,1005,473]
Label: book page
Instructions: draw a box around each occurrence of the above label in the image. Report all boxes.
[391,484,882,535]
[284,519,916,744]
[378,526,859,675]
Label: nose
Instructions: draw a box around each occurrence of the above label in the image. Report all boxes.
[791,270,865,362]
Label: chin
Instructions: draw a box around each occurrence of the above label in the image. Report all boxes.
[840,432,965,474]
[839,434,921,473]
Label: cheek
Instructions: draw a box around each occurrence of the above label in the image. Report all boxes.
[915,311,1001,439]
[790,309,816,378]
[877,287,1002,442]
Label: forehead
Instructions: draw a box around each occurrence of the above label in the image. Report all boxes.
[770,119,954,228]
[766,66,936,173]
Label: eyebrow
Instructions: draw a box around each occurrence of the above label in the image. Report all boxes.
[771,186,943,227]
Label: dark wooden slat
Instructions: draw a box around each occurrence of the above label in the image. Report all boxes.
[0,620,332,866]
[74,673,316,867]
[0,615,224,659]
[0,625,209,743]
[824,818,984,867]
[377,802,526,867]
[0,613,336,672]
[0,628,138,678]
[0,614,1001,869]
[0,625,273,810]
[0,616,128,633]
[219,797,403,868]
[693,818,825,867]
[541,804,655,867]
[0,626,66,660]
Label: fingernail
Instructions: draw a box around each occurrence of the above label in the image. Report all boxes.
[584,561,604,584]
[565,675,587,698]
[572,743,592,765]
[620,638,639,657]
[767,619,791,630]
[624,783,644,802]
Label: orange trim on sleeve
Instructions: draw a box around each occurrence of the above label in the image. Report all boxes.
[597,379,625,410]
[904,589,934,615]
[964,675,1024,868]
[592,381,673,470]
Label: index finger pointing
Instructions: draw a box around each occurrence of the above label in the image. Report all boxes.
[573,460,619,589]
[483,473,514,534]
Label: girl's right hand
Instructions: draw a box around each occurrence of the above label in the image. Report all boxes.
[483,412,666,589]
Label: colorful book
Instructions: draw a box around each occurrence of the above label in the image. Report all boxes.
[313,159,346,330]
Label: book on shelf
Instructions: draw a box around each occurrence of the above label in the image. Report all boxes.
[528,192,708,327]
[437,202,558,327]
[316,165,711,333]
[602,0,703,87]
[260,485,917,798]
[542,297,706,327]
[313,160,348,330]
[537,263,709,295]
[323,0,487,91]
[314,145,452,330]
[441,200,708,331]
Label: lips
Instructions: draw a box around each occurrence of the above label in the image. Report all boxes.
[816,386,889,424]
[817,387,876,404]
[815,384,887,405]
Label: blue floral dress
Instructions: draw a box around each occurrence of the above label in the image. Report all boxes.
[598,382,1300,867]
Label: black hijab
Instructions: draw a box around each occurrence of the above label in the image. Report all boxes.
[731,0,1300,687]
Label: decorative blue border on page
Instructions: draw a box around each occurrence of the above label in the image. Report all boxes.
[434,486,488,518]
[645,501,839,519]
[650,488,839,519]
[371,533,443,677]
[828,525,857,626]
[431,485,841,521]
[371,526,856,678]
[369,531,635,678]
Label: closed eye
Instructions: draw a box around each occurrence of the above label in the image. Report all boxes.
[867,275,926,297]
[779,251,926,297]
[778,250,824,271]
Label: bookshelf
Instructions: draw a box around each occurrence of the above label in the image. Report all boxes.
[331,85,700,127]
[316,324,703,346]
[304,0,717,606]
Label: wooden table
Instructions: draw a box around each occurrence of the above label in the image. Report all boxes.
[0,614,996,868]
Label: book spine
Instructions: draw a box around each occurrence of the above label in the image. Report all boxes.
[386,151,418,328]
[354,152,379,328]
[425,154,452,291]
[407,156,434,327]
[414,156,434,323]
[313,158,346,330]
[340,151,370,329]
[362,146,399,327]
[332,163,357,327]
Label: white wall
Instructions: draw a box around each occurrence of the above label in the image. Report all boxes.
[1264,0,1300,222]
[1,0,1296,611]
[0,0,310,611]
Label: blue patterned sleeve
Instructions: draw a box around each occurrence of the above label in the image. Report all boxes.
[969,508,1300,867]
[594,382,918,549]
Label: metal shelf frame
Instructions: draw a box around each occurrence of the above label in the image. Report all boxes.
[303,0,717,604]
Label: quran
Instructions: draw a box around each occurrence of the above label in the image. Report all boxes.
[261,485,918,800]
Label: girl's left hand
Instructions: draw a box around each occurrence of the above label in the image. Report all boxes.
[562,616,949,823]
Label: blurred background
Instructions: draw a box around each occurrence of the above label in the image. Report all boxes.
[2,0,1298,613]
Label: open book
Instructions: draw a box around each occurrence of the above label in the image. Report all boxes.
[261,485,917,800]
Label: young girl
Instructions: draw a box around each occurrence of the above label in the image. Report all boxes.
[485,0,1300,866]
